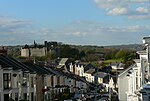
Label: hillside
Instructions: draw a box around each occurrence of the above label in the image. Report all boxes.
[70,44,143,51]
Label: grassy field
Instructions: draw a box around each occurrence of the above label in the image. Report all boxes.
[104,58,123,65]
[92,58,123,68]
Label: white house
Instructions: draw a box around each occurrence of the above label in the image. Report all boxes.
[118,65,133,101]
[118,53,145,101]
[0,54,50,101]
[69,61,95,83]
[0,66,18,101]
[0,64,36,101]
[111,62,125,70]
[118,36,150,101]
[69,61,85,77]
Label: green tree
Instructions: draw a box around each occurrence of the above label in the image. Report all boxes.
[115,50,127,59]
[79,50,86,59]
[60,45,80,59]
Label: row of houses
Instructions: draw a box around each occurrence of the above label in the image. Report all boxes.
[118,36,150,101]
[0,50,114,101]
[0,54,91,101]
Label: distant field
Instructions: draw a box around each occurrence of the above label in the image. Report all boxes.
[92,58,123,67]
[104,58,123,65]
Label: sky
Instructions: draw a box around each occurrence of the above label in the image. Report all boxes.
[0,0,150,46]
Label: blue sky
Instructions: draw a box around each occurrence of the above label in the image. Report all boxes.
[0,0,150,46]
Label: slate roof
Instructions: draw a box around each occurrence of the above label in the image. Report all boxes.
[0,54,52,75]
[59,58,69,65]
[0,55,29,71]
[85,69,95,74]
[57,65,64,69]
[22,44,45,49]
[10,57,35,72]
[0,58,11,68]
[143,37,150,39]
[24,62,53,75]
[137,50,146,55]
[93,72,108,78]
[100,66,112,73]
[45,65,62,76]
[118,64,135,77]
[56,58,74,73]
[84,63,96,74]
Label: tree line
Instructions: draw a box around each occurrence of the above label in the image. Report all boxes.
[12,44,137,68]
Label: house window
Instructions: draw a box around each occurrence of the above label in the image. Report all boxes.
[4,94,9,101]
[78,70,80,76]
[3,73,11,89]
[22,78,27,86]
[44,77,47,86]
[47,93,51,100]
[31,92,34,101]
[23,73,29,80]
[144,60,148,72]
[73,66,75,74]
[23,93,27,100]
[57,76,60,85]
[136,77,138,89]
[19,74,21,78]
[51,76,53,87]
[15,93,18,101]
[148,96,150,100]
[31,77,34,88]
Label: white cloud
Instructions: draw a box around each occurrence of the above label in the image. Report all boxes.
[136,7,148,13]
[0,16,32,38]
[1,18,150,45]
[0,16,56,45]
[93,0,150,19]
[73,32,81,36]
[128,15,150,19]
[107,7,128,15]
[126,25,141,32]
[0,16,31,29]
[72,31,87,37]
[94,0,123,9]
[130,0,148,3]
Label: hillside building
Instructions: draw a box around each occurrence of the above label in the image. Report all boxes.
[21,41,60,57]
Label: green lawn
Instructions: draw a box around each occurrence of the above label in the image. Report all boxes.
[104,58,123,65]
[91,58,124,68]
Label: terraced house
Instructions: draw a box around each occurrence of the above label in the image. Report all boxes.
[118,36,150,101]
[0,54,92,101]
[0,55,37,101]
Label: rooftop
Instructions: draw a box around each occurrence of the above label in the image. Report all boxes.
[136,50,146,55]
